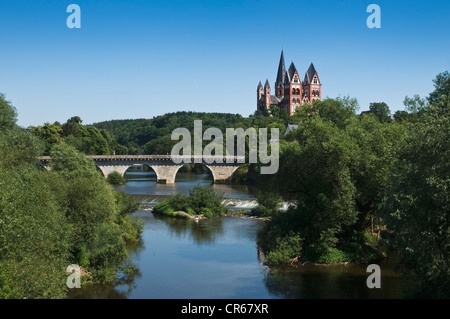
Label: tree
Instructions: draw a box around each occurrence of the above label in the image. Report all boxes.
[67,116,82,124]
[259,117,360,262]
[0,167,71,298]
[382,74,450,298]
[257,97,405,264]
[107,171,126,185]
[252,191,283,217]
[0,93,17,130]
[188,185,228,217]
[0,94,70,298]
[368,102,391,123]
[427,70,449,105]
[309,96,359,128]
[50,143,141,282]
[29,122,63,155]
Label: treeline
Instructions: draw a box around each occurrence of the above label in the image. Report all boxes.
[92,111,290,156]
[30,94,427,160]
[0,95,143,298]
[256,71,449,299]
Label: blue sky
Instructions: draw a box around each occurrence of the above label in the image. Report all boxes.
[0,0,448,127]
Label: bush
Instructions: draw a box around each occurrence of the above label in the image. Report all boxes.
[252,191,283,217]
[107,171,126,185]
[189,185,228,217]
[115,191,139,215]
[264,232,303,265]
[200,208,213,218]
[152,186,228,218]
[315,248,349,264]
[167,192,190,211]
[153,200,171,214]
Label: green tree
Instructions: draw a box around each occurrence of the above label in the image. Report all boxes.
[258,97,404,264]
[0,94,70,298]
[382,76,449,298]
[252,191,283,217]
[0,93,17,130]
[310,96,359,128]
[188,185,228,217]
[368,102,391,123]
[0,167,71,299]
[427,70,449,105]
[49,143,141,282]
[107,171,126,185]
[29,122,63,155]
[144,135,174,155]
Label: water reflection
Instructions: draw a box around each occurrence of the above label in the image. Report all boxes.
[69,167,407,299]
[263,260,406,299]
[152,214,225,245]
[69,210,406,299]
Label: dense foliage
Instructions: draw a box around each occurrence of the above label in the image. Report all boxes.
[30,117,113,156]
[107,171,126,185]
[252,191,284,217]
[381,72,449,298]
[256,71,449,298]
[0,95,143,298]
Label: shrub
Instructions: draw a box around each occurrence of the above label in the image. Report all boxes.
[200,208,213,218]
[264,232,303,265]
[167,192,190,211]
[186,207,196,215]
[315,248,349,264]
[107,171,126,185]
[252,191,283,217]
[115,191,139,215]
[189,185,227,216]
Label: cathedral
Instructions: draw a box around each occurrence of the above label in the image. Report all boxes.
[257,51,322,115]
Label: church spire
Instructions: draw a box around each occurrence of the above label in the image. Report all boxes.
[275,50,286,86]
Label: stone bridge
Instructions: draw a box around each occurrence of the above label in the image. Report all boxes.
[38,155,245,184]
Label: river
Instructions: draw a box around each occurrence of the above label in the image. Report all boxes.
[69,166,407,299]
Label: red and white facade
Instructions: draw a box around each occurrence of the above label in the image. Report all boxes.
[257,51,322,115]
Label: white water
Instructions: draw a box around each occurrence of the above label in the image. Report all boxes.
[139,195,294,211]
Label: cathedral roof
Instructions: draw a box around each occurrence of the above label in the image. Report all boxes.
[275,50,286,86]
[270,95,284,105]
[257,81,263,90]
[264,79,270,89]
[304,63,318,85]
[288,62,298,80]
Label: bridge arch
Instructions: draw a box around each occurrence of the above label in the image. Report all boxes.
[124,164,157,182]
[175,163,214,183]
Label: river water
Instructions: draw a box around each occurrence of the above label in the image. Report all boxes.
[69,167,407,299]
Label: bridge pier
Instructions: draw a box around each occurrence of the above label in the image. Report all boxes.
[96,165,130,178]
[205,165,241,184]
[150,165,183,184]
